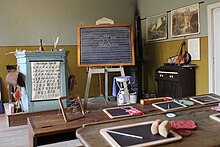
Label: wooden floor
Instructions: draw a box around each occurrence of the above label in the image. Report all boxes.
[0,113,83,147]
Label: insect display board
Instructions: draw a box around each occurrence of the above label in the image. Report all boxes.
[152,100,187,112]
[210,113,220,122]
[100,121,182,147]
[103,106,134,119]
[189,95,220,104]
[77,24,135,67]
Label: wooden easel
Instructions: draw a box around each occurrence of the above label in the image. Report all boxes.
[84,66,129,109]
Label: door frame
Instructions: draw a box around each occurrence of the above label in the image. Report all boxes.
[207,2,220,93]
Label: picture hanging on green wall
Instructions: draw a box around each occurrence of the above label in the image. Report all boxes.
[171,4,200,37]
[146,13,167,42]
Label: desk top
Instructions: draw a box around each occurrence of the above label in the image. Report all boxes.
[76,95,220,147]
[28,94,220,145]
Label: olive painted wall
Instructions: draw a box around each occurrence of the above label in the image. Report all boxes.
[137,0,220,95]
[142,37,208,95]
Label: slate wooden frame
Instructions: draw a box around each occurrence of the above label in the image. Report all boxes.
[152,100,187,112]
[103,106,134,119]
[210,113,220,122]
[58,96,84,122]
[77,24,135,67]
[100,121,182,147]
[189,95,220,105]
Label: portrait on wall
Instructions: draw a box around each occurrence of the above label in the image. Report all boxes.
[171,4,200,37]
[146,13,167,42]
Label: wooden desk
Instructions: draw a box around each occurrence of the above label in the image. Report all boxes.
[28,110,109,147]
[76,103,220,146]
[28,94,220,147]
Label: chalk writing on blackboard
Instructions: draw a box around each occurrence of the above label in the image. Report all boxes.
[31,61,61,101]
[78,24,135,67]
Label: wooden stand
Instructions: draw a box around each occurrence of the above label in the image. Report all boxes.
[84,66,129,108]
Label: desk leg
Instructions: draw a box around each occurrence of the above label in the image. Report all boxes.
[28,119,37,147]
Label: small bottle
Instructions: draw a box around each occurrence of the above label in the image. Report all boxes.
[117,90,125,105]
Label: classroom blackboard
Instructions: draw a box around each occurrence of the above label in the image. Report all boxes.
[77,24,135,67]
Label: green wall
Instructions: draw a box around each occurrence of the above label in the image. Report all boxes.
[142,37,208,95]
[0,0,136,45]
[0,0,137,102]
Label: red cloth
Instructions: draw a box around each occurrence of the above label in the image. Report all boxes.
[125,108,144,115]
[169,120,196,130]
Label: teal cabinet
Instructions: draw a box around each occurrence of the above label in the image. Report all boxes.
[15,51,69,112]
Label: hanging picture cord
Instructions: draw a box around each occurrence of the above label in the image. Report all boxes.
[140,1,204,21]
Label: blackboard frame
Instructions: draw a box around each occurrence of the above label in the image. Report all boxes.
[77,24,135,67]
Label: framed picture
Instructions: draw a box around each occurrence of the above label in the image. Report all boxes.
[146,13,167,42]
[58,95,85,122]
[171,4,200,37]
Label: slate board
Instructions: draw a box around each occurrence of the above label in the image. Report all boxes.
[152,100,187,112]
[190,95,220,104]
[100,121,182,147]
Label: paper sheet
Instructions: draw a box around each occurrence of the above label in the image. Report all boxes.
[188,38,200,60]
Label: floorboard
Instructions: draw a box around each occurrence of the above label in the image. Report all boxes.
[0,113,83,147]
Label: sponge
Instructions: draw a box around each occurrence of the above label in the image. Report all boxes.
[151,120,161,135]
[158,120,171,138]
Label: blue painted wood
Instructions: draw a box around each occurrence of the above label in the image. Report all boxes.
[15,51,69,112]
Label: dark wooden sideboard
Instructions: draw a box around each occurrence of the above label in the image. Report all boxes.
[155,64,196,98]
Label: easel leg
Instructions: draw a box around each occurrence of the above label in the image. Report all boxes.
[84,68,92,109]
[104,70,109,104]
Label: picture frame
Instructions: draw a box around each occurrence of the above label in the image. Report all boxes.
[58,95,85,122]
[146,13,167,42]
[171,4,200,37]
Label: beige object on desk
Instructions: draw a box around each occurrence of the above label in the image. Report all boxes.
[151,119,161,135]
[159,120,171,138]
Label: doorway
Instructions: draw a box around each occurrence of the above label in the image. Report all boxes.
[208,2,220,94]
